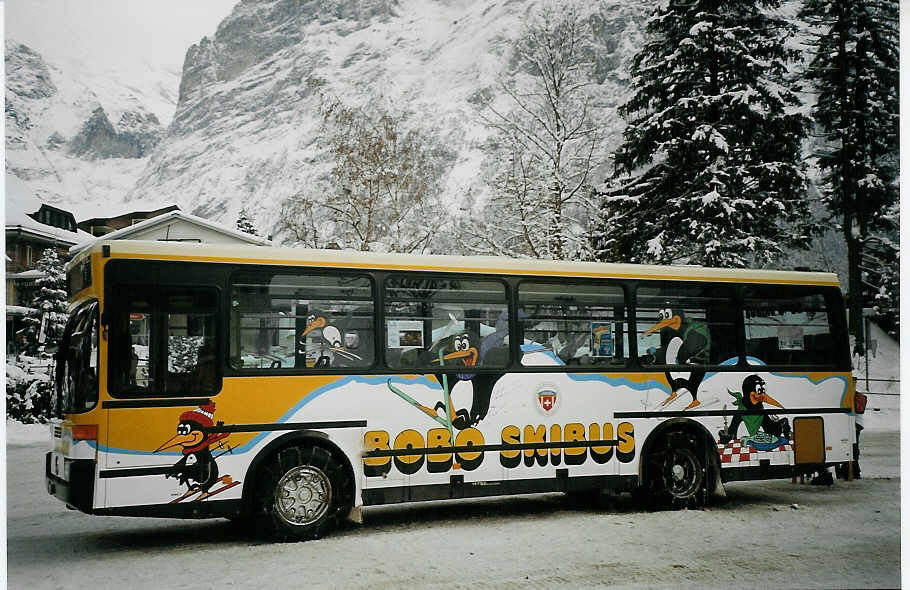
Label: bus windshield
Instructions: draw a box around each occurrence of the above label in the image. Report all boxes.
[56,301,99,414]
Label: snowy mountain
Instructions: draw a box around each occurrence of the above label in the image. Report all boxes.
[6,0,647,238]
[5,39,171,220]
[6,0,849,277]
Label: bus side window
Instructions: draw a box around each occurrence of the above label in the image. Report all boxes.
[109,287,155,394]
[164,289,218,395]
[518,281,629,367]
[229,272,374,371]
[635,283,737,367]
[384,275,510,370]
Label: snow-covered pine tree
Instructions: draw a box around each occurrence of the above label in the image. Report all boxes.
[801,0,899,348]
[236,208,259,236]
[592,0,811,268]
[21,248,69,356]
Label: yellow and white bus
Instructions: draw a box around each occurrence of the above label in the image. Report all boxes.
[48,240,858,540]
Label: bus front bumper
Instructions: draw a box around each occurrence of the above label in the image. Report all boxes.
[46,452,95,514]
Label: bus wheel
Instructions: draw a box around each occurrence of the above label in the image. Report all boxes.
[646,431,705,509]
[255,446,343,541]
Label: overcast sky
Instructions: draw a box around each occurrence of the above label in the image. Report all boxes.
[5,0,237,77]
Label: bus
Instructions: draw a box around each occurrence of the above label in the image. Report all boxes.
[47,240,858,541]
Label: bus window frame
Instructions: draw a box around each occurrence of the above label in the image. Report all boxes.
[631,280,743,371]
[382,271,514,374]
[515,276,632,369]
[226,267,380,376]
[740,283,849,370]
[106,283,223,399]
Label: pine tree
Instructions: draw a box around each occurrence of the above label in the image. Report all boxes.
[801,0,899,350]
[593,0,811,268]
[236,208,259,236]
[21,248,69,356]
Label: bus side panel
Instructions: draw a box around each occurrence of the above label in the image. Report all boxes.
[608,369,852,479]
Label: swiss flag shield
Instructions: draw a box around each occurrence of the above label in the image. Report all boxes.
[538,391,557,413]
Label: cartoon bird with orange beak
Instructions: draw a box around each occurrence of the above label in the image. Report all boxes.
[299,314,362,368]
[419,331,503,431]
[720,375,791,444]
[155,402,238,503]
[645,307,710,409]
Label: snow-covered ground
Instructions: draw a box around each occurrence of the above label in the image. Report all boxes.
[5,428,900,589]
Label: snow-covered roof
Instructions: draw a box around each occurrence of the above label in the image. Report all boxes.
[70,209,272,254]
[7,270,46,280]
[5,175,94,246]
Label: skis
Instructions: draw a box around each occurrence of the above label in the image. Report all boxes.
[169,479,241,504]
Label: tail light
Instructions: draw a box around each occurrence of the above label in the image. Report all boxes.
[71,424,98,441]
[854,392,867,414]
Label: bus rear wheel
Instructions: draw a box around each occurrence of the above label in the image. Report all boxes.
[645,431,706,509]
[254,445,345,541]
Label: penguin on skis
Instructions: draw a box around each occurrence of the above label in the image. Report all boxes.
[155,402,236,502]
[421,329,505,431]
[645,306,710,410]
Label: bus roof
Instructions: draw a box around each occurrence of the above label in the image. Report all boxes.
[76,240,841,287]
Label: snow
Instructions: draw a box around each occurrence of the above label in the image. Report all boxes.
[5,420,50,446]
[4,431,900,588]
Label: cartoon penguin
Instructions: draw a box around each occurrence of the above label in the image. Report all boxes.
[421,330,504,431]
[645,307,710,409]
[720,375,791,443]
[155,402,232,501]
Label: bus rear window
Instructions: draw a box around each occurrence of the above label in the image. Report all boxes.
[743,287,837,366]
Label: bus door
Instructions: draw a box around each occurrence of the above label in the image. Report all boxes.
[103,283,221,508]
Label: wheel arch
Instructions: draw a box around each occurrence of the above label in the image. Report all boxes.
[239,430,357,516]
[638,418,723,496]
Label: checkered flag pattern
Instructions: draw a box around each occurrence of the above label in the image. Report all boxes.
[716,438,793,464]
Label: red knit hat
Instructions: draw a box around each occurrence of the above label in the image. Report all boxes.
[180,402,216,428]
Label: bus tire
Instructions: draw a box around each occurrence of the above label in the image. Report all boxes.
[645,430,706,509]
[253,445,345,542]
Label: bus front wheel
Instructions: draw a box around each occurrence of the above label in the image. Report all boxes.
[645,430,706,509]
[254,445,345,541]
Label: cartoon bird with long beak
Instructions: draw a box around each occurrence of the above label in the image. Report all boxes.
[645,307,710,409]
[299,314,362,367]
[721,375,791,444]
[155,402,239,503]
[400,330,504,431]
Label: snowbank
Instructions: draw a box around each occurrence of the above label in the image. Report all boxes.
[6,420,49,446]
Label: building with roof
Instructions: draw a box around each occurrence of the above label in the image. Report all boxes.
[77,204,180,237]
[6,176,269,355]
[70,209,272,255]
[5,179,94,355]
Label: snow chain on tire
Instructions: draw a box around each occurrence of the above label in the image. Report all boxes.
[645,430,707,510]
[253,445,351,542]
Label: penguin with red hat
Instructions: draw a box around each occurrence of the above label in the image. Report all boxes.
[155,402,238,502]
